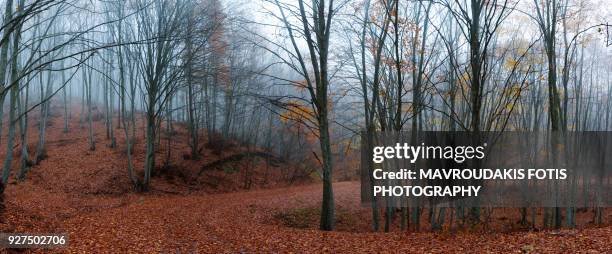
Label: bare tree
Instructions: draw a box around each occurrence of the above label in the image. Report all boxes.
[268,0,343,230]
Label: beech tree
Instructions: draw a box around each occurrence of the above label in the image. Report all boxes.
[268,0,343,230]
[133,0,187,191]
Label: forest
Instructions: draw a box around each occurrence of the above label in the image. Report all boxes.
[0,0,610,252]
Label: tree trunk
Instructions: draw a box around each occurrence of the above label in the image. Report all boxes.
[17,82,30,180]
[318,112,334,231]
[0,0,14,147]
[1,10,22,184]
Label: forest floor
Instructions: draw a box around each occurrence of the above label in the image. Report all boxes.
[0,104,611,253]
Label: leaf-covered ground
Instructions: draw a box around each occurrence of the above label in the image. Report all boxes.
[0,107,610,253]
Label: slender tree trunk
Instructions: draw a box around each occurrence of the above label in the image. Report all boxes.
[143,110,156,191]
[62,63,69,133]
[35,67,52,164]
[0,0,14,147]
[468,0,484,224]
[1,5,23,184]
[17,82,30,180]
[85,59,95,151]
[319,110,334,231]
